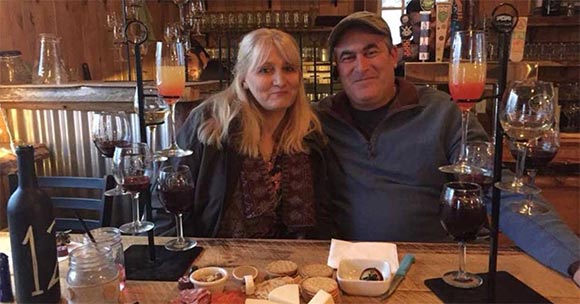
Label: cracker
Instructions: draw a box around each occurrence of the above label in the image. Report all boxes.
[265,260,298,277]
[301,277,338,295]
[299,264,334,278]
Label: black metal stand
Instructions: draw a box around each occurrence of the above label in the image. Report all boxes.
[125,19,156,263]
[122,20,204,282]
[426,4,553,303]
[488,4,518,302]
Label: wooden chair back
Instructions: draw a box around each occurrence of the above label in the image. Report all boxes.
[8,174,115,232]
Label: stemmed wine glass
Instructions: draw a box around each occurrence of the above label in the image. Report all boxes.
[155,41,192,158]
[113,142,155,234]
[439,181,486,289]
[495,80,555,199]
[135,88,169,153]
[458,141,494,193]
[157,165,197,251]
[91,111,132,196]
[439,30,487,175]
[508,128,560,215]
[187,0,205,36]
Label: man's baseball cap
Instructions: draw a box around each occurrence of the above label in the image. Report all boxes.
[327,11,393,55]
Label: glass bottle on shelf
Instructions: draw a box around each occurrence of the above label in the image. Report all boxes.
[32,33,69,84]
[0,50,31,85]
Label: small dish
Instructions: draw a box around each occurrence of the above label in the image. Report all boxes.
[232,265,259,281]
[57,241,82,262]
[189,267,228,293]
[337,259,391,297]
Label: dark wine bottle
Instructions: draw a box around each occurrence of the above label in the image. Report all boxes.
[7,145,61,303]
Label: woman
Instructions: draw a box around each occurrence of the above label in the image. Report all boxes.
[176,28,331,239]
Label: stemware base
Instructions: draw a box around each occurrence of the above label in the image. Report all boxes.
[120,221,155,234]
[104,186,128,197]
[510,201,548,216]
[164,238,197,252]
[495,181,541,195]
[443,271,483,289]
[439,163,487,175]
[156,147,193,158]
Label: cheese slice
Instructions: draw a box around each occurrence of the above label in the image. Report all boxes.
[307,290,335,304]
[245,299,278,304]
[268,284,300,304]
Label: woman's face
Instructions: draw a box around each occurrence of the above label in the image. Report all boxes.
[244,47,300,117]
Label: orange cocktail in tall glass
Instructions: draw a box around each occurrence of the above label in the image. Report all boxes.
[155,41,192,158]
[157,66,185,105]
[439,31,487,175]
[449,61,486,111]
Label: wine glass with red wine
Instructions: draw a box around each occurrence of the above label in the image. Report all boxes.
[157,165,197,251]
[91,111,132,196]
[113,143,155,234]
[439,182,486,289]
[508,128,559,215]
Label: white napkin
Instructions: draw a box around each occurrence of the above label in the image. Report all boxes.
[326,239,399,273]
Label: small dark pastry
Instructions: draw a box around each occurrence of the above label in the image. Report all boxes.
[57,245,69,257]
[56,230,71,247]
[360,267,384,281]
[177,275,194,290]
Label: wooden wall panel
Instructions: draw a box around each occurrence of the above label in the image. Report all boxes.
[0,0,545,82]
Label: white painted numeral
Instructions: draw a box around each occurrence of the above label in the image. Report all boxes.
[47,263,59,290]
[22,226,44,296]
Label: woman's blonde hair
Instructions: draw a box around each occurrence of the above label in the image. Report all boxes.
[197,28,322,158]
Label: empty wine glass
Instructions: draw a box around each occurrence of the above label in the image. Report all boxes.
[91,111,132,196]
[114,143,155,234]
[188,0,205,36]
[439,30,487,175]
[508,128,560,215]
[157,165,197,251]
[440,181,486,289]
[496,80,555,196]
[173,0,189,26]
[134,88,168,154]
[458,141,494,193]
[164,22,181,43]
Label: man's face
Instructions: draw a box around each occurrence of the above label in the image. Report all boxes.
[334,29,398,111]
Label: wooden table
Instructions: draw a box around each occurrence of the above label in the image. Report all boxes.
[0,233,577,303]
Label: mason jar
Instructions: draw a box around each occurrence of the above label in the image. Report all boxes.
[0,50,31,84]
[66,244,120,304]
[83,227,126,290]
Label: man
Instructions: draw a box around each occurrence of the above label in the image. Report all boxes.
[315,11,579,282]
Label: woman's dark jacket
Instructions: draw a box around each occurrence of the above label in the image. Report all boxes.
[175,105,334,239]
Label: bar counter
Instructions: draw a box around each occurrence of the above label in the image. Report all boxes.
[0,232,577,303]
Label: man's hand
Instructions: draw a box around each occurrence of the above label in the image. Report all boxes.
[574,268,580,287]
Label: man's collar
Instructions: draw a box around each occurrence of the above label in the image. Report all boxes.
[329,77,420,119]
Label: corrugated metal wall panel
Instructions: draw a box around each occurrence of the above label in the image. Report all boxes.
[3,108,154,178]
